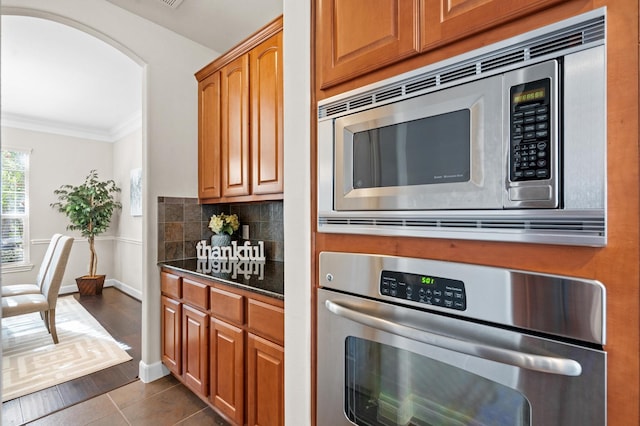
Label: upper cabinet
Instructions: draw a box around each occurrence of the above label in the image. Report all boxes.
[317,0,420,89]
[198,72,222,200]
[196,16,283,204]
[250,31,284,195]
[420,0,565,51]
[317,0,566,89]
[221,55,251,198]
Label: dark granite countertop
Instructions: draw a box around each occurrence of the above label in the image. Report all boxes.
[159,258,284,300]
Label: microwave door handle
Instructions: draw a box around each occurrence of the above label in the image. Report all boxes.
[325,299,582,377]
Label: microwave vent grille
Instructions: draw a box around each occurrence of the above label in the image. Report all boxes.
[405,76,437,94]
[375,86,403,102]
[480,51,525,73]
[325,103,347,117]
[529,33,583,58]
[318,214,606,245]
[529,18,605,59]
[349,95,374,110]
[439,64,477,84]
[318,13,604,120]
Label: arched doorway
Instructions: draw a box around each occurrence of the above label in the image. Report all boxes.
[1,11,146,416]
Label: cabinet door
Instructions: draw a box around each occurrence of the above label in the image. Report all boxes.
[250,31,284,195]
[221,55,251,197]
[210,318,245,425]
[198,72,222,200]
[182,305,209,397]
[161,296,182,375]
[420,0,565,51]
[317,0,420,88]
[247,334,284,426]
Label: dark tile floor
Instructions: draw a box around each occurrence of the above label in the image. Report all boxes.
[27,375,230,425]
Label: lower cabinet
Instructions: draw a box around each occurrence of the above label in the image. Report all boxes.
[247,334,284,426]
[183,305,209,396]
[161,295,181,375]
[210,318,244,424]
[160,269,284,426]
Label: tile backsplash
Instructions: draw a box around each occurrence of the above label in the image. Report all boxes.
[157,197,284,262]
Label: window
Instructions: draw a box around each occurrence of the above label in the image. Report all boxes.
[1,148,30,267]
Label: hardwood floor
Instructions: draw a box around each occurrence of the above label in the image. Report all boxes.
[2,287,141,425]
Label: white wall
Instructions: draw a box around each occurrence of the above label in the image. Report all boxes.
[1,0,218,382]
[112,128,143,299]
[0,126,116,290]
[283,0,312,424]
[2,122,142,300]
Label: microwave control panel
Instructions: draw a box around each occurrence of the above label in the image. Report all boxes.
[509,78,551,182]
[380,270,467,311]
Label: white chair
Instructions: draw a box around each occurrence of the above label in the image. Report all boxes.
[2,236,74,344]
[1,233,62,297]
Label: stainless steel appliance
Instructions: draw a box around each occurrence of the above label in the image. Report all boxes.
[317,252,607,425]
[317,8,607,246]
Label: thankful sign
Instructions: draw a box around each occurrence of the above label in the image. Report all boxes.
[196,240,266,261]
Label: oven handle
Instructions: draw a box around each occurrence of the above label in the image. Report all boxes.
[325,299,582,377]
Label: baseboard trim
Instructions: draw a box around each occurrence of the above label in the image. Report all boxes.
[59,278,142,301]
[109,279,142,300]
[139,360,169,383]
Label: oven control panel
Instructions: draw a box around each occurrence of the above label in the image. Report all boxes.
[380,270,466,311]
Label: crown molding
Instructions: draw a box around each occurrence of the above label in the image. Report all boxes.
[1,112,142,142]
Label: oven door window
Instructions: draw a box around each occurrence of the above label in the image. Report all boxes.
[345,336,530,426]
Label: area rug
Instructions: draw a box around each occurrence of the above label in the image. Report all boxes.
[2,296,132,401]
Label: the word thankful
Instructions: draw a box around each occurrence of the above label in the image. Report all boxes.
[196,240,266,261]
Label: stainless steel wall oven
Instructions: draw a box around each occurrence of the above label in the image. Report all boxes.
[317,252,606,425]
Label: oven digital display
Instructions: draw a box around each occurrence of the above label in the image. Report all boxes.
[380,270,466,310]
[421,276,435,285]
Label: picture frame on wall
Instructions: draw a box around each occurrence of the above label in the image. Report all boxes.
[130,168,142,217]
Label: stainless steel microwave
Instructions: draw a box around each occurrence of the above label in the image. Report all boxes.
[317,8,607,246]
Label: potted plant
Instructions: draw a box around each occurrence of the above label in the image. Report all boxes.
[208,212,240,247]
[51,169,121,295]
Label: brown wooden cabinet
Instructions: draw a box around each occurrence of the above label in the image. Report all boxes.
[316,0,566,88]
[210,317,244,424]
[247,334,284,426]
[196,16,283,204]
[221,55,251,198]
[250,30,284,195]
[161,271,210,399]
[183,304,209,396]
[209,285,245,424]
[419,0,565,51]
[198,72,222,200]
[246,297,284,426]
[317,0,420,89]
[161,295,181,376]
[160,268,284,426]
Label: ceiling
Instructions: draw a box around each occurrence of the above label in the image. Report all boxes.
[105,0,283,53]
[0,0,283,142]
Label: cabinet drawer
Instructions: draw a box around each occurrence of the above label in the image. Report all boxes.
[210,287,244,325]
[247,299,284,345]
[183,277,209,310]
[161,271,181,299]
